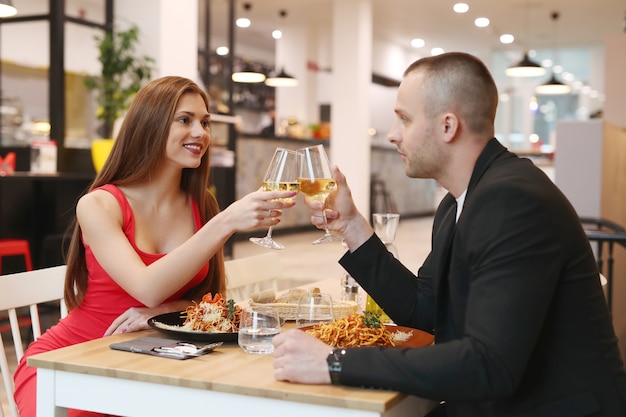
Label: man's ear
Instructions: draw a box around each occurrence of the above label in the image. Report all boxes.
[441,112,459,143]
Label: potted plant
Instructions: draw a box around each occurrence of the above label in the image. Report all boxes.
[84,24,154,139]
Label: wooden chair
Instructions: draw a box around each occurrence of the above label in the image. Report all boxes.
[225,253,283,302]
[0,265,67,417]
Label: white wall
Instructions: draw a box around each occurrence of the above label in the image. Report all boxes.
[554,119,603,218]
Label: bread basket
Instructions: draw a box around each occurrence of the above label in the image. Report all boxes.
[249,299,359,321]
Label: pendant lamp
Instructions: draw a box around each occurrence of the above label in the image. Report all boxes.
[535,71,571,95]
[0,0,17,17]
[535,11,570,95]
[265,11,298,87]
[505,0,546,78]
[505,51,546,77]
[265,67,298,87]
[232,62,266,83]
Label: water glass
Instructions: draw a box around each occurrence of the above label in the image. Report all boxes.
[238,307,281,354]
[372,213,400,244]
[295,293,335,328]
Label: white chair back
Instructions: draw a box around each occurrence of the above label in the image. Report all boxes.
[0,265,67,417]
[225,253,283,302]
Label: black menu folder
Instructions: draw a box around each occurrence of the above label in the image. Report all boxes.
[110,336,222,360]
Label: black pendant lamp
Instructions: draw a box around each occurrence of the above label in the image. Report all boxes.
[265,67,298,87]
[232,61,266,83]
[535,11,570,95]
[505,0,546,78]
[535,71,571,95]
[505,51,546,77]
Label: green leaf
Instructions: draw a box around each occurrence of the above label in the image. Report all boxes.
[363,311,382,328]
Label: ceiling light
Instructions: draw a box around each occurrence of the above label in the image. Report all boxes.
[474,17,490,28]
[216,46,229,56]
[411,38,425,48]
[500,34,514,44]
[535,11,569,95]
[0,0,17,17]
[265,67,298,87]
[272,29,282,39]
[431,47,444,56]
[232,62,266,83]
[453,3,469,13]
[535,72,571,95]
[506,0,546,78]
[266,11,297,87]
[236,2,252,28]
[236,18,251,28]
[505,51,546,77]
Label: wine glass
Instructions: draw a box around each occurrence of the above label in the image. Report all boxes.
[249,148,300,250]
[297,145,342,244]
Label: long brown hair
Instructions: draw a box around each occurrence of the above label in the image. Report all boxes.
[64,76,225,310]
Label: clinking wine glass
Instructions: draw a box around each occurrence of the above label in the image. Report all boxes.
[297,145,342,244]
[249,148,300,250]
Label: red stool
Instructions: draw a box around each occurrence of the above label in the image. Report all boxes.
[0,239,33,275]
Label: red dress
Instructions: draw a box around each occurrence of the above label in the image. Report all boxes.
[13,184,209,417]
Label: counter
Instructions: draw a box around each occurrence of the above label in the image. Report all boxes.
[0,172,93,272]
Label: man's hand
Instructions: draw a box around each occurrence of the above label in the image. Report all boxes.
[304,166,374,251]
[272,329,333,384]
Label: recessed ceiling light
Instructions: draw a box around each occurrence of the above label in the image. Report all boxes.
[431,47,444,56]
[541,58,553,68]
[236,17,251,28]
[411,38,425,48]
[500,34,514,44]
[474,17,490,28]
[272,29,282,39]
[216,46,229,56]
[553,65,564,74]
[453,3,469,13]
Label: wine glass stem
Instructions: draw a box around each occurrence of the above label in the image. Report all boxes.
[321,210,332,235]
[266,226,274,239]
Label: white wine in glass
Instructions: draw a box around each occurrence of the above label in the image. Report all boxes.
[297,144,341,244]
[249,148,300,250]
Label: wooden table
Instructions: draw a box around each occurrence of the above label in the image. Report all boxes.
[29,277,435,416]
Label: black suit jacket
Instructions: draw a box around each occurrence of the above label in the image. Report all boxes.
[340,139,626,417]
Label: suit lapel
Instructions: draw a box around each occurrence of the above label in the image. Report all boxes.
[432,198,457,343]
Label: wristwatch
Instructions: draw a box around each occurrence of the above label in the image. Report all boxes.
[327,348,347,385]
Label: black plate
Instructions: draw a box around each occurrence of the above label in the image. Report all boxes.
[148,311,238,343]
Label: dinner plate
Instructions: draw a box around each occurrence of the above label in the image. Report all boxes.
[302,324,434,348]
[389,325,434,348]
[148,311,238,343]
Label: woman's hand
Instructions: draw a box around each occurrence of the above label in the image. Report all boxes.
[104,300,191,336]
[220,188,297,232]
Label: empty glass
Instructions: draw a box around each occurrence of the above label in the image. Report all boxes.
[295,292,335,328]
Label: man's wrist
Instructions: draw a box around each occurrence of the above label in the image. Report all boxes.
[342,216,374,252]
[327,348,347,385]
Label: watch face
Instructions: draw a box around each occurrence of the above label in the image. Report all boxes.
[327,348,345,384]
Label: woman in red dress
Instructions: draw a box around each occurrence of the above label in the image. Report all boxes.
[13,76,296,417]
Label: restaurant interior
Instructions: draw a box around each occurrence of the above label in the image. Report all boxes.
[1,0,626,415]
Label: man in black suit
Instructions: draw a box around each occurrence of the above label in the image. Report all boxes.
[272,52,626,416]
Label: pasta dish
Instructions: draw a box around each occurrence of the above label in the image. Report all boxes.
[181,293,241,332]
[304,314,410,347]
